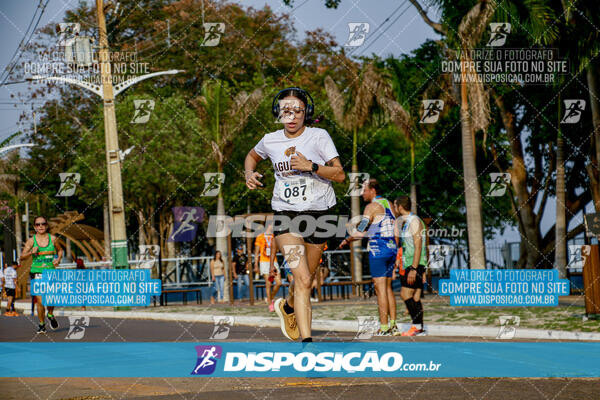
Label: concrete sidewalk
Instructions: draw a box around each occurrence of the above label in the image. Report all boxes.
[5,299,600,341]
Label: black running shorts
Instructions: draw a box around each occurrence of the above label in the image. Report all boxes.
[273,208,332,245]
[400,265,426,290]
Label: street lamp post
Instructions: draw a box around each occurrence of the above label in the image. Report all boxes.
[96,0,127,268]
[0,143,34,154]
[27,1,182,268]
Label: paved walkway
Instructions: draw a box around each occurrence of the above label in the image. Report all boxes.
[4,295,599,341]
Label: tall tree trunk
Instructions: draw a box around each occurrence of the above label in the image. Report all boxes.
[166,235,176,266]
[216,161,230,299]
[150,206,159,245]
[159,210,175,281]
[351,127,363,283]
[3,216,16,263]
[103,200,111,261]
[410,141,417,213]
[137,210,147,249]
[460,58,486,269]
[217,191,229,299]
[556,123,567,278]
[587,61,600,211]
[493,92,542,267]
[14,208,22,259]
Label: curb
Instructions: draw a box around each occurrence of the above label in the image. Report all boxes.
[5,301,600,341]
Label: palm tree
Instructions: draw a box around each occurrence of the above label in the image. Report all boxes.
[324,63,394,282]
[455,1,498,269]
[194,80,262,300]
[385,52,457,213]
[0,149,27,259]
[554,2,594,277]
[556,95,567,276]
[410,0,557,269]
[560,3,600,211]
[376,75,417,208]
[405,0,495,269]
[587,61,600,210]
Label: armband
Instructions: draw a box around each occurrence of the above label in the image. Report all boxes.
[356,217,370,233]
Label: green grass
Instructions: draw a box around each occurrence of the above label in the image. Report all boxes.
[126,296,599,333]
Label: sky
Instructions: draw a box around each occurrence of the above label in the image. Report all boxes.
[0,0,73,142]
[0,1,590,250]
[0,0,440,143]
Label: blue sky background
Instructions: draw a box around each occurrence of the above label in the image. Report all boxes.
[0,0,439,143]
[0,1,591,248]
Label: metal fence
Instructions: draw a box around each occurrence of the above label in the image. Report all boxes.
[56,238,591,288]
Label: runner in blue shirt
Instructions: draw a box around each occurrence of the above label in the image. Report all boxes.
[340,179,398,335]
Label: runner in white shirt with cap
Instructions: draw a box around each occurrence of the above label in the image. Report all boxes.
[245,87,345,342]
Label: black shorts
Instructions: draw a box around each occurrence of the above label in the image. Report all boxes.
[273,208,332,245]
[5,288,15,297]
[400,265,426,290]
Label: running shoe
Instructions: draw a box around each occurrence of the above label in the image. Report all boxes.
[392,327,405,336]
[269,300,275,312]
[274,298,299,341]
[401,326,418,336]
[401,326,426,337]
[375,328,392,337]
[47,314,59,330]
[389,323,399,335]
[37,324,47,334]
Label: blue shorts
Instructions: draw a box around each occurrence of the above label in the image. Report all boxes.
[369,254,395,278]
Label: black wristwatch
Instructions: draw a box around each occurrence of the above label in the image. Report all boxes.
[311,162,319,173]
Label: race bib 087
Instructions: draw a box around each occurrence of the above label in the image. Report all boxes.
[280,178,313,204]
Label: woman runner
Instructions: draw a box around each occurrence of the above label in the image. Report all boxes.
[20,216,63,333]
[244,87,345,342]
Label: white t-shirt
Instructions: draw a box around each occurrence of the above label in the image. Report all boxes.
[254,127,339,212]
[4,267,17,289]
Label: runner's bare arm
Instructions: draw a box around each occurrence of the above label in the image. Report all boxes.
[270,238,276,269]
[52,235,63,266]
[245,149,264,189]
[393,212,402,273]
[290,153,345,183]
[253,243,260,273]
[411,219,423,268]
[270,238,277,276]
[341,203,378,246]
[394,217,401,247]
[321,157,345,182]
[20,238,35,260]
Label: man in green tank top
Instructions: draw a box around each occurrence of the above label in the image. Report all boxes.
[20,216,63,333]
[393,196,427,337]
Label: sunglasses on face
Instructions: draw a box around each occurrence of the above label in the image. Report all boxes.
[35,222,47,227]
[281,107,305,115]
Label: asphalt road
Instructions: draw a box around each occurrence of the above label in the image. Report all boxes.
[1,377,599,400]
[1,314,599,399]
[0,313,573,342]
